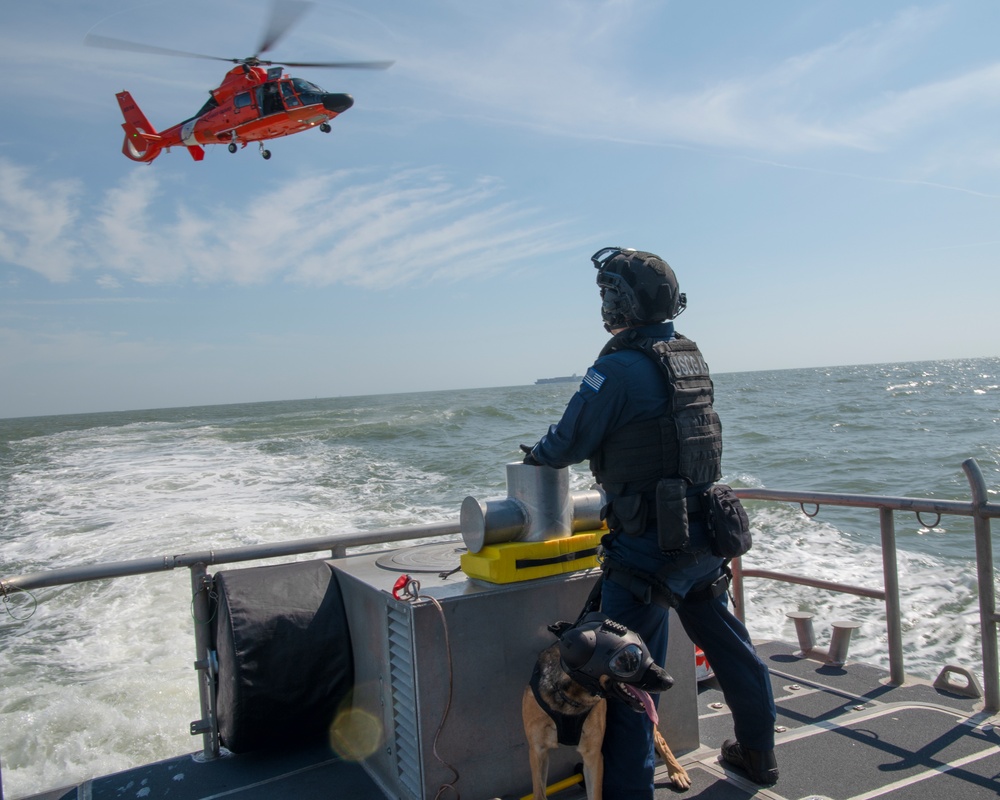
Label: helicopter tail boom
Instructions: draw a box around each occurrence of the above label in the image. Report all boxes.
[116,91,164,162]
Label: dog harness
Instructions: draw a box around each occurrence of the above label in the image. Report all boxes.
[529,662,592,747]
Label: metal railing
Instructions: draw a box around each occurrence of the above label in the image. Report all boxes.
[730,458,999,712]
[0,520,463,765]
[1,458,998,794]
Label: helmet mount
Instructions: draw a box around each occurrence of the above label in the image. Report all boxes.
[592,247,686,332]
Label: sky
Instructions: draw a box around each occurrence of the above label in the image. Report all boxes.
[1,0,998,418]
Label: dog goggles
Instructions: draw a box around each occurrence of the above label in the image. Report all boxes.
[557,613,657,686]
[606,642,646,680]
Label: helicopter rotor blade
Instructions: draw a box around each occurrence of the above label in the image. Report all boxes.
[271,59,394,70]
[85,33,237,64]
[256,0,313,56]
[86,2,394,73]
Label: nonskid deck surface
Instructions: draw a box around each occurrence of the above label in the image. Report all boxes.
[23,740,382,800]
[23,642,999,800]
[653,641,999,800]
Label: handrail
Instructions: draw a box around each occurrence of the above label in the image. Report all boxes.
[0,519,464,763]
[731,457,999,712]
[964,458,999,711]
[2,460,998,769]
[0,520,462,592]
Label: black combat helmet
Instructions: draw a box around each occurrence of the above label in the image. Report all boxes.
[592,247,687,332]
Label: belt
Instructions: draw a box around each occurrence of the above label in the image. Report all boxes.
[602,561,679,609]
[648,494,705,523]
[602,560,731,608]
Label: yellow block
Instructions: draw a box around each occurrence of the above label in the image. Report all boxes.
[460,531,602,584]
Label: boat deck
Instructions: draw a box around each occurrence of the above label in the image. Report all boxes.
[25,640,998,800]
[666,641,998,800]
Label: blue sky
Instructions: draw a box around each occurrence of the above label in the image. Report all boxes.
[2,1,998,418]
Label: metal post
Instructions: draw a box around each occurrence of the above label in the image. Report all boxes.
[189,563,221,760]
[878,507,905,685]
[828,621,863,666]
[964,458,999,712]
[731,557,745,622]
[786,611,815,654]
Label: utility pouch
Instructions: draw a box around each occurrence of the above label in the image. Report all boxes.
[603,494,647,536]
[703,484,752,558]
[655,478,690,552]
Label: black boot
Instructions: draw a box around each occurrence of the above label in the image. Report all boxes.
[721,739,779,785]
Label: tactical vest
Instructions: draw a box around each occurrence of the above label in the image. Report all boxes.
[590,332,723,500]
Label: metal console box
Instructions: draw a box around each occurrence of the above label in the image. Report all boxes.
[331,544,698,800]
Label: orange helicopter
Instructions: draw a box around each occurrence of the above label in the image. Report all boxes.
[85,0,392,162]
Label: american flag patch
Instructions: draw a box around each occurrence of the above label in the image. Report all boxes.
[583,368,606,392]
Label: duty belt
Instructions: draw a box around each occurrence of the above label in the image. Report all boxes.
[602,560,732,610]
[645,493,706,524]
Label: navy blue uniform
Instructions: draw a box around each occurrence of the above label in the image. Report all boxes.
[531,322,776,800]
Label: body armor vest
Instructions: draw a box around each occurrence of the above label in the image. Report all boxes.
[591,332,723,500]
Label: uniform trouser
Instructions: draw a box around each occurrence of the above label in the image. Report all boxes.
[599,557,776,800]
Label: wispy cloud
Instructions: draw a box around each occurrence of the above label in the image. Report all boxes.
[10,2,1000,163]
[0,160,572,287]
[0,163,83,281]
[852,62,1000,143]
[391,3,999,156]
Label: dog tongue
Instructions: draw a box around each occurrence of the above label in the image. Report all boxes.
[627,686,659,726]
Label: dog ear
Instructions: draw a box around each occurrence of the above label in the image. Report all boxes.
[547,621,573,638]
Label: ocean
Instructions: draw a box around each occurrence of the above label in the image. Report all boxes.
[1,357,998,798]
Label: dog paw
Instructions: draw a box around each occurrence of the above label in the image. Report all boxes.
[669,767,692,790]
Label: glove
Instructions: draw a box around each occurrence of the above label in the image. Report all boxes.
[520,444,542,466]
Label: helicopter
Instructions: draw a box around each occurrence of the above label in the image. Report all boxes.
[85,0,392,162]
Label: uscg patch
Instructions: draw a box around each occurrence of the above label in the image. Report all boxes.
[582,368,606,393]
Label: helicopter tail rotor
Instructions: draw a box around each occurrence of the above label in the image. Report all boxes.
[116,91,163,163]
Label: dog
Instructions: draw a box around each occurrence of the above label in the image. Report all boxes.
[522,613,691,799]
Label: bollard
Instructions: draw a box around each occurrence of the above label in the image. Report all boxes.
[827,620,863,666]
[786,612,816,655]
[461,463,605,553]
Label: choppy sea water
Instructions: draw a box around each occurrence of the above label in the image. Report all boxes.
[1,357,998,797]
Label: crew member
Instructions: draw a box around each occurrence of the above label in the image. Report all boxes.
[522,248,778,799]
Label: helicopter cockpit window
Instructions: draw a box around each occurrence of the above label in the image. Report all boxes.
[279,81,302,108]
[234,92,253,109]
[290,78,325,105]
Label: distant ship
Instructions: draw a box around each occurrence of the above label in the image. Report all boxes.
[534,374,580,385]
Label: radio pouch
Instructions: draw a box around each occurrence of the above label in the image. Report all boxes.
[703,484,752,558]
[655,478,690,552]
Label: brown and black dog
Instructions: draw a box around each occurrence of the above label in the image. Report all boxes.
[522,615,691,799]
